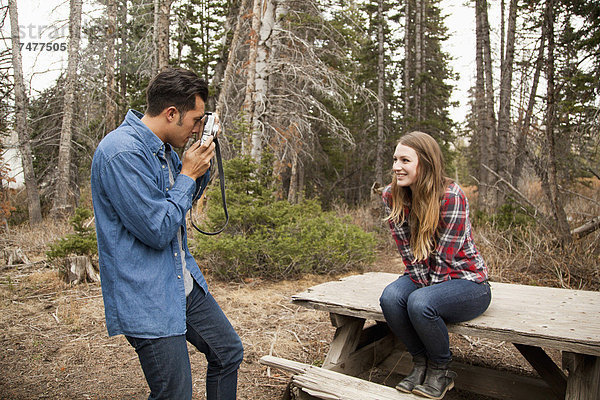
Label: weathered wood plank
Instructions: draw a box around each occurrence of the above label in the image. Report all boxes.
[323,315,365,368]
[514,343,566,399]
[291,272,600,356]
[328,332,396,377]
[260,355,421,400]
[564,352,600,400]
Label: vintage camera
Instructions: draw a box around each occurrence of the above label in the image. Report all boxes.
[200,112,219,145]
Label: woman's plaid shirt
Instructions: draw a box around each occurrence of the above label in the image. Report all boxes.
[383,182,488,287]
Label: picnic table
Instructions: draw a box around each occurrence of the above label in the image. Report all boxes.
[261,272,600,400]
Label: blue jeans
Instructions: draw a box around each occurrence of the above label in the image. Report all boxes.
[126,281,244,400]
[379,275,491,365]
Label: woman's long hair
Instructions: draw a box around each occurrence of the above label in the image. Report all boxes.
[386,131,449,261]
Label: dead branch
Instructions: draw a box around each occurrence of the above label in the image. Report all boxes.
[571,216,600,240]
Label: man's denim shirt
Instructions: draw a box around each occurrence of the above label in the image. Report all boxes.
[91,110,209,338]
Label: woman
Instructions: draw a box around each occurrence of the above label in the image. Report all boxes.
[379,131,491,400]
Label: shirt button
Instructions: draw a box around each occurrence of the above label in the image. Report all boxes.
[174,252,178,257]
[162,165,166,169]
[166,188,169,191]
[177,275,181,279]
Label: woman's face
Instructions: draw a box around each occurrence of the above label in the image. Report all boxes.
[393,144,419,189]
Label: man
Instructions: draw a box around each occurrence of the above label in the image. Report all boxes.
[91,68,243,400]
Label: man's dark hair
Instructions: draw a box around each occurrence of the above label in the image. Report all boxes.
[145,68,209,117]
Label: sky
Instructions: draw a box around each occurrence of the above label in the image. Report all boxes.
[2,0,490,186]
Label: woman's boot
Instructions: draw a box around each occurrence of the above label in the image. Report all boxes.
[395,353,427,393]
[412,361,457,399]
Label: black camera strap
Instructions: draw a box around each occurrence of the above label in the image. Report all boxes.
[190,137,229,235]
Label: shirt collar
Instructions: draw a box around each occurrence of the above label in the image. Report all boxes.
[124,109,167,155]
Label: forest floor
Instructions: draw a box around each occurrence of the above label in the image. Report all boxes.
[5,200,589,400]
[0,245,552,400]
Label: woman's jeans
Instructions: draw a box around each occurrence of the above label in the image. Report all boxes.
[379,275,491,365]
[126,281,244,400]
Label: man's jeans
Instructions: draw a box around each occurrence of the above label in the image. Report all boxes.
[379,275,491,365]
[126,281,244,400]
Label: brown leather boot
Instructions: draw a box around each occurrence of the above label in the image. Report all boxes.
[412,361,457,399]
[395,354,427,393]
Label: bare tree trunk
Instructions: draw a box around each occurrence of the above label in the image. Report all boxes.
[118,0,127,118]
[475,0,488,208]
[251,0,276,163]
[215,0,250,118]
[497,0,517,189]
[403,0,413,131]
[105,0,117,134]
[375,0,385,186]
[481,0,498,211]
[242,0,262,155]
[52,0,82,218]
[414,0,423,122]
[544,0,571,245]
[288,153,298,204]
[153,0,159,73]
[8,0,42,225]
[157,0,173,71]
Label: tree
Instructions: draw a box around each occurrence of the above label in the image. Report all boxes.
[474,0,498,211]
[8,0,42,224]
[155,0,173,72]
[497,0,517,189]
[403,0,455,154]
[374,0,386,186]
[52,0,83,217]
[105,0,117,134]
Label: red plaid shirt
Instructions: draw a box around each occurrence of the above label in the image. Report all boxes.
[383,182,488,287]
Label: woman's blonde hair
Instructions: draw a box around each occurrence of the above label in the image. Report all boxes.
[386,131,449,261]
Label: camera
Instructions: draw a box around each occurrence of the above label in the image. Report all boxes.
[200,112,219,145]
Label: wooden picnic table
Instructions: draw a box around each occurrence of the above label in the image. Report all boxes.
[286,272,600,400]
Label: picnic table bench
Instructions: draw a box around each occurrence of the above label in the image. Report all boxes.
[260,272,600,400]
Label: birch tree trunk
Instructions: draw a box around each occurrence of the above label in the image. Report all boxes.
[241,0,262,155]
[8,0,42,225]
[497,0,517,186]
[544,0,571,245]
[105,0,117,134]
[250,0,276,163]
[375,0,385,186]
[52,0,82,218]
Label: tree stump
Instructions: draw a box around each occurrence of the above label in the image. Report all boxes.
[62,256,100,284]
[2,247,30,265]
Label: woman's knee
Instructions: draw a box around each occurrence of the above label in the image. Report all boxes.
[406,291,437,321]
[379,277,414,313]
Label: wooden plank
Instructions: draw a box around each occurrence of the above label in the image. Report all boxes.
[323,314,364,368]
[379,348,556,400]
[513,343,566,399]
[564,353,600,400]
[291,272,600,356]
[260,355,421,400]
[328,332,396,377]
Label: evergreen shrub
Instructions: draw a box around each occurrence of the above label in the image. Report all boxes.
[47,207,97,261]
[191,156,376,280]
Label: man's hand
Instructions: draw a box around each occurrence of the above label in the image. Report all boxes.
[180,135,216,180]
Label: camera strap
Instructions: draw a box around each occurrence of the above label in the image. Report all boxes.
[190,137,229,235]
